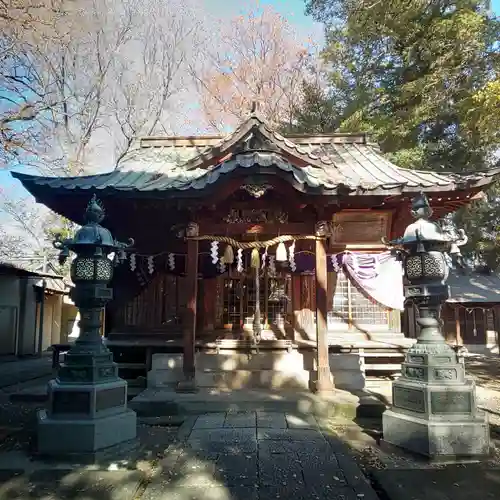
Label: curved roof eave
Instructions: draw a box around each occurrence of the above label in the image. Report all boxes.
[11,156,500,202]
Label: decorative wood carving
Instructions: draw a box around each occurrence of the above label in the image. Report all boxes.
[240,183,273,198]
[185,222,199,238]
[223,208,288,224]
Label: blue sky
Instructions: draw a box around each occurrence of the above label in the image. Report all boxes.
[2,0,500,200]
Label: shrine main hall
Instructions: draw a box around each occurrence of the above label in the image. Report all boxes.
[12,112,499,393]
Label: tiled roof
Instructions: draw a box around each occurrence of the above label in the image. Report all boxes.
[11,113,500,197]
[446,269,500,303]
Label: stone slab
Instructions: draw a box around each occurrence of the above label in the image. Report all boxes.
[187,428,257,454]
[257,428,326,442]
[142,481,258,500]
[224,411,256,428]
[373,468,500,500]
[0,470,142,499]
[195,370,311,390]
[192,413,226,430]
[258,438,332,457]
[215,454,258,485]
[140,411,379,500]
[129,387,385,419]
[285,413,319,429]
[259,453,304,486]
[259,485,361,500]
[256,411,287,429]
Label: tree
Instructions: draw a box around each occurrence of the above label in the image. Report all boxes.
[1,0,203,260]
[303,0,500,170]
[296,1,500,266]
[193,6,315,132]
[0,0,74,169]
[111,0,202,164]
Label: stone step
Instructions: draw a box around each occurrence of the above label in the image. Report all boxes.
[364,363,402,371]
[129,387,386,419]
[151,351,315,372]
[148,368,311,390]
[196,369,311,390]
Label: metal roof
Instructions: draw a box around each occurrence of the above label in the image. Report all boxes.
[0,261,69,294]
[10,113,500,197]
[446,269,500,304]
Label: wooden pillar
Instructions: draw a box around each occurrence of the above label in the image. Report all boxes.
[315,221,334,393]
[177,222,199,392]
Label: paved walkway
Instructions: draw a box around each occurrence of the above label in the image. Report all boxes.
[0,411,379,500]
[145,412,378,500]
[0,355,53,391]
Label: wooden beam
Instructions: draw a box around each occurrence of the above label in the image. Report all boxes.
[200,222,314,235]
[314,222,334,393]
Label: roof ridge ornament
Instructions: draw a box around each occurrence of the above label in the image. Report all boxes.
[234,129,280,154]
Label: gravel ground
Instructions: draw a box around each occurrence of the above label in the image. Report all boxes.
[0,396,41,453]
[325,418,500,476]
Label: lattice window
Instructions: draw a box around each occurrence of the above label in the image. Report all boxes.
[222,278,242,327]
[267,276,291,327]
[486,309,495,331]
[219,274,291,328]
[243,277,256,325]
[328,272,349,328]
[328,270,390,331]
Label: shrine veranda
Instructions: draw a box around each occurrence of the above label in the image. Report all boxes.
[12,113,500,391]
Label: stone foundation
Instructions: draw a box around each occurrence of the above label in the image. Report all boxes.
[37,378,137,455]
[147,351,368,392]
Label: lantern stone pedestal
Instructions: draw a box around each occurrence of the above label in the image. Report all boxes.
[36,196,137,459]
[382,341,490,459]
[381,193,490,461]
[37,379,136,457]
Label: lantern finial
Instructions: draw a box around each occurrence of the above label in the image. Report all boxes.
[85,194,105,224]
[411,191,433,220]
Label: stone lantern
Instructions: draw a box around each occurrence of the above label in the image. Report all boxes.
[37,195,137,458]
[382,192,490,459]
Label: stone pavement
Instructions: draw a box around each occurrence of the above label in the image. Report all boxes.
[373,467,500,500]
[142,412,378,500]
[0,412,379,500]
[0,355,53,391]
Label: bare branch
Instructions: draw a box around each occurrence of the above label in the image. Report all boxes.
[192,5,315,132]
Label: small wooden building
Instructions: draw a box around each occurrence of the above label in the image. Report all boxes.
[0,261,74,357]
[11,112,500,390]
[404,268,500,355]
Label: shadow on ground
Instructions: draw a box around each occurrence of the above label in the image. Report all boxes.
[1,401,500,500]
[465,356,500,392]
[0,405,379,500]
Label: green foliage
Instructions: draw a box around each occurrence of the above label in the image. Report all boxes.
[296,0,500,266]
[38,215,77,276]
[283,80,343,134]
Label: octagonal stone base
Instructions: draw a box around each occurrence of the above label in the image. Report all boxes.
[37,408,137,456]
[383,409,490,460]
